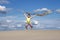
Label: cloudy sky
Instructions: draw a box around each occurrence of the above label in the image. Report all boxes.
[0,0,60,31]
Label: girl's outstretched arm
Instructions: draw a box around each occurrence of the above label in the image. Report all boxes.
[24,13,27,18]
[31,15,36,19]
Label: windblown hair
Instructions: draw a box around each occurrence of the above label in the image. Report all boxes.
[26,12,31,16]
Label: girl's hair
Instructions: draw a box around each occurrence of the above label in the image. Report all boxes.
[28,13,30,16]
[27,12,31,16]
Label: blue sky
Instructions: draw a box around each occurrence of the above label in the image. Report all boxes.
[0,0,59,19]
[0,0,60,30]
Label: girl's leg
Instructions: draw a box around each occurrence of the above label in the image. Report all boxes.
[29,24,33,29]
[25,24,28,30]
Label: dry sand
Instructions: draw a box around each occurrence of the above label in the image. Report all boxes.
[0,30,60,40]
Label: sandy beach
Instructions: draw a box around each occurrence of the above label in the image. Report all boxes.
[0,30,60,40]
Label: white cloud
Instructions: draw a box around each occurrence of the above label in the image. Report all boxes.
[34,8,48,12]
[6,20,12,23]
[0,0,10,4]
[0,5,7,14]
[0,15,60,30]
[32,20,39,25]
[33,19,60,29]
[40,8,48,11]
[34,8,52,14]
[40,19,60,28]
[17,24,22,27]
[34,9,41,12]
[34,21,39,25]
[0,5,13,15]
[56,9,60,13]
[10,25,15,28]
[0,5,6,11]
